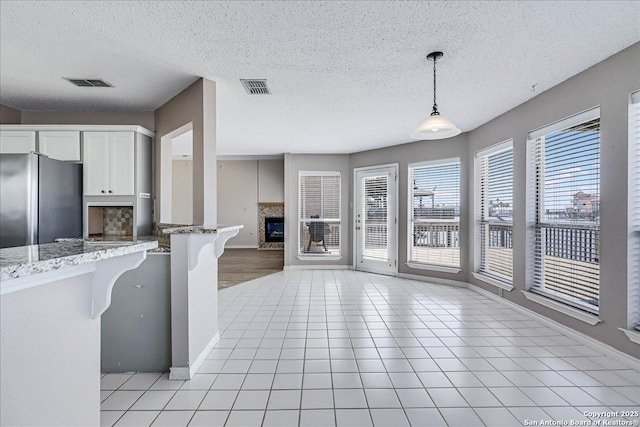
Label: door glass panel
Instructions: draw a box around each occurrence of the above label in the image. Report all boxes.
[362,174,389,261]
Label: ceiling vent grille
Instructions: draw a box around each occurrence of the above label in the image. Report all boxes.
[240,79,270,95]
[64,78,113,88]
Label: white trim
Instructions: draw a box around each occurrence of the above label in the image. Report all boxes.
[470,285,639,369]
[284,264,352,270]
[170,332,220,380]
[471,272,514,291]
[619,328,640,345]
[398,272,468,288]
[406,262,461,274]
[218,154,284,160]
[299,170,341,177]
[226,245,259,249]
[474,138,513,158]
[296,255,342,261]
[527,106,600,140]
[0,124,155,137]
[408,157,460,169]
[353,163,399,277]
[353,163,399,172]
[522,290,601,325]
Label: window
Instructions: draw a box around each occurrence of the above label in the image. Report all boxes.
[408,159,461,270]
[475,140,514,286]
[527,107,600,313]
[629,90,640,330]
[298,172,341,256]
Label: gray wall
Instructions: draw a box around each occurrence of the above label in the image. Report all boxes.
[217,159,284,247]
[350,135,470,283]
[102,254,171,373]
[20,110,155,130]
[466,42,640,357]
[0,104,21,124]
[346,42,640,357]
[155,78,217,225]
[284,153,351,267]
[259,159,285,202]
[218,160,259,247]
[172,159,194,224]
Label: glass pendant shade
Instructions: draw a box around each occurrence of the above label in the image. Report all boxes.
[411,113,461,140]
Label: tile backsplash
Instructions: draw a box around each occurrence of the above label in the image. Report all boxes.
[103,207,133,236]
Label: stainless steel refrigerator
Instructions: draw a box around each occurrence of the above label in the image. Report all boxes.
[0,153,82,248]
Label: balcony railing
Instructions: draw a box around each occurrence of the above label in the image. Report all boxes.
[535,223,600,308]
[410,220,460,267]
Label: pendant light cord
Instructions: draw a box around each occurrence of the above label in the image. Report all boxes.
[432,56,439,116]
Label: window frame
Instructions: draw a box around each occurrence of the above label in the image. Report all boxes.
[624,90,640,341]
[525,107,602,321]
[407,158,462,273]
[473,139,514,291]
[297,171,342,259]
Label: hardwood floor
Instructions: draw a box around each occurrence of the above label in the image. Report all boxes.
[218,248,284,289]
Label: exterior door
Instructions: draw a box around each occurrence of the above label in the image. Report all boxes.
[355,165,397,275]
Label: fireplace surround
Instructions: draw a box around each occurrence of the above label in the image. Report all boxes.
[258,203,284,249]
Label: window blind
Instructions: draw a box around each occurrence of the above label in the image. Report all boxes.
[629,91,640,329]
[477,141,514,282]
[408,159,460,268]
[299,172,341,255]
[528,107,600,312]
[362,174,389,260]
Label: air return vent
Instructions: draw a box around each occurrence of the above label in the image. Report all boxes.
[240,79,270,95]
[64,78,113,88]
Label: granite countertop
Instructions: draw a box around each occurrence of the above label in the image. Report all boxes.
[56,236,170,253]
[0,240,158,281]
[161,224,244,235]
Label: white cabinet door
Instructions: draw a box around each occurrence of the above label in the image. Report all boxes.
[108,132,135,195]
[0,131,36,154]
[83,132,110,195]
[38,131,81,161]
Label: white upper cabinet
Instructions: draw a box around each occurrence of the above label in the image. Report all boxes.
[83,132,135,196]
[0,131,36,154]
[108,132,135,196]
[38,131,81,161]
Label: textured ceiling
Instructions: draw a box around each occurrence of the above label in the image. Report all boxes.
[1,1,638,155]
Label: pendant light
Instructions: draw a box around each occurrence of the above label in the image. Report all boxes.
[411,51,461,140]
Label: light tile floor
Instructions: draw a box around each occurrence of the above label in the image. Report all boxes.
[101,270,640,427]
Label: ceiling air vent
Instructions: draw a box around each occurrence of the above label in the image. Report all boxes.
[240,79,270,95]
[64,78,113,88]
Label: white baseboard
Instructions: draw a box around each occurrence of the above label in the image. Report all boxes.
[398,272,469,288]
[469,285,640,370]
[226,245,259,249]
[284,265,353,270]
[169,332,219,380]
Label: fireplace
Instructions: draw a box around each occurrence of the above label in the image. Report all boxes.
[265,217,284,242]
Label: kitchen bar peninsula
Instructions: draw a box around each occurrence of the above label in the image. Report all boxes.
[0,240,157,426]
[162,224,242,380]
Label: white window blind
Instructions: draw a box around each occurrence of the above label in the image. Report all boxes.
[408,159,460,268]
[528,107,600,312]
[629,91,640,329]
[477,141,514,282]
[362,174,389,260]
[299,172,341,255]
